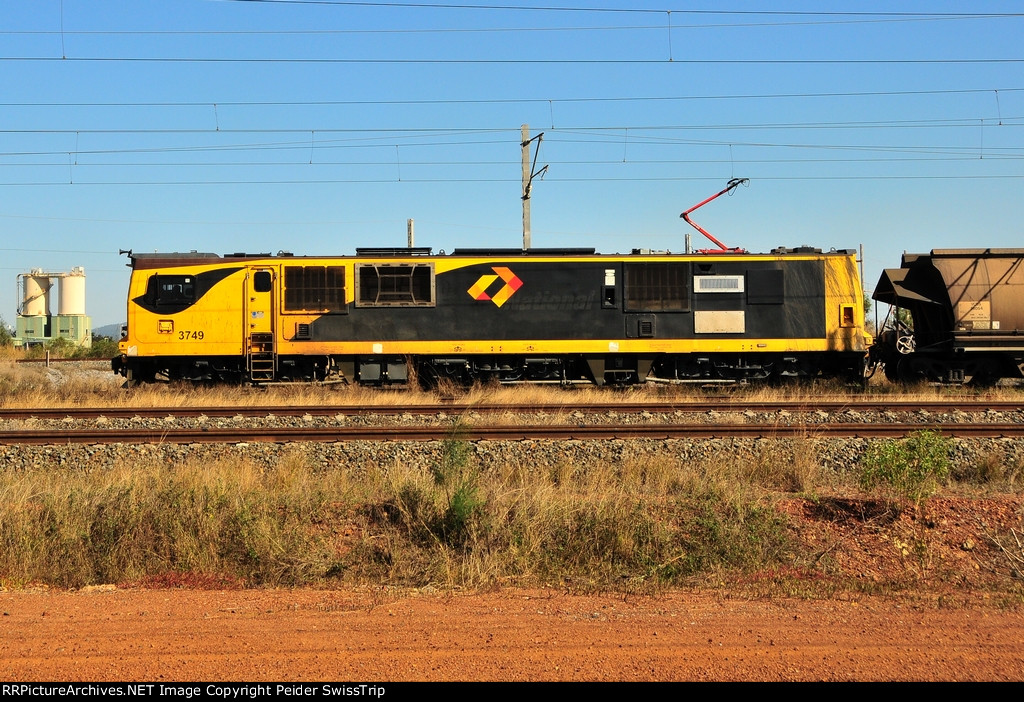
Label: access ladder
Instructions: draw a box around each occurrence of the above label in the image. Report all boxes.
[248,332,276,382]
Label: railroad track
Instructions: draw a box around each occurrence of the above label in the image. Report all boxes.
[3,422,1024,446]
[1,398,1022,421]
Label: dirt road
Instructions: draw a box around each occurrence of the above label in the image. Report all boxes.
[2,588,1021,682]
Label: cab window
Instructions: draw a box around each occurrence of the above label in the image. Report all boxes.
[145,275,195,306]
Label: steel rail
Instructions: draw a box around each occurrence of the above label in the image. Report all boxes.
[1,399,1022,421]
[3,422,1024,446]
[13,358,113,364]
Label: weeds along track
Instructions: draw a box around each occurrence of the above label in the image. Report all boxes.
[3,398,1023,446]
[2,398,1024,421]
[4,421,1024,445]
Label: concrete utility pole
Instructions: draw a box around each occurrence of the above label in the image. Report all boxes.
[407,218,414,248]
[521,124,548,250]
[521,125,531,250]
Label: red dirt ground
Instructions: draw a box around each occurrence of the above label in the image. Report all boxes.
[1,588,1022,682]
[2,495,1022,682]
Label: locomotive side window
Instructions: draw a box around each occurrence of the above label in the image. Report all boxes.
[283,265,347,313]
[145,275,195,306]
[624,263,690,312]
[253,271,273,293]
[355,263,435,307]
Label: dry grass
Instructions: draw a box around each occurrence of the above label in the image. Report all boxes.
[0,444,796,591]
[3,358,1023,593]
[951,447,1024,492]
[2,427,1023,593]
[3,356,1021,411]
[316,443,799,591]
[0,450,354,589]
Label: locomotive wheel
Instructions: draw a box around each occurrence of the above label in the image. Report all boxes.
[417,361,471,390]
[416,363,441,390]
[125,364,158,386]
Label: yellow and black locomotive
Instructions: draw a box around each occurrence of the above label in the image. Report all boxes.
[114,246,871,386]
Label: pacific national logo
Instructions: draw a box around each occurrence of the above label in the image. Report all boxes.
[467,266,523,307]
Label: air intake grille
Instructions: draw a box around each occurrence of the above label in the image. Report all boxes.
[694,275,744,293]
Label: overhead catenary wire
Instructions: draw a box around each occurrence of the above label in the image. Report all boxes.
[3,114,1022,135]
[2,87,1022,107]
[6,122,1024,161]
[0,8,1018,205]
[5,11,1021,36]
[2,175,1022,188]
[209,1,1023,22]
[5,55,1024,65]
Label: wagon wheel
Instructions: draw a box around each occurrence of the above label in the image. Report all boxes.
[896,334,916,355]
[883,362,900,383]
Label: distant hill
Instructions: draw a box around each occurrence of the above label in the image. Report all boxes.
[93,323,124,339]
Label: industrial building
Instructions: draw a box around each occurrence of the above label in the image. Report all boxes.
[14,267,92,349]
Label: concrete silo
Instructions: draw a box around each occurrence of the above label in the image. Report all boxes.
[14,267,92,349]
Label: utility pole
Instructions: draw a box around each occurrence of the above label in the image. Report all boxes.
[521,124,548,250]
[521,125,531,250]
[407,218,414,248]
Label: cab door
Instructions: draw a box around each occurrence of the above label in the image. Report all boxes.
[246,268,276,381]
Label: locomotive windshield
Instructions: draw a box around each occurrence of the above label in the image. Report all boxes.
[144,274,195,306]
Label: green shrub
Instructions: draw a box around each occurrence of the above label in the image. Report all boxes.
[45,336,77,357]
[0,317,12,347]
[79,336,120,359]
[431,425,486,547]
[859,430,951,506]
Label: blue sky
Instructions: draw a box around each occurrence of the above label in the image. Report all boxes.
[1,1,1021,328]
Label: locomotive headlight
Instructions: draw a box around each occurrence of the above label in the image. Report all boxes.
[159,320,173,334]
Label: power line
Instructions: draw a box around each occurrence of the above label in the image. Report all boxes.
[0,247,116,254]
[4,13,1019,36]
[4,56,1023,65]
[1,174,1020,187]
[3,116,1020,136]
[212,1,1020,20]
[6,132,1021,169]
[11,154,1024,166]
[2,87,1021,108]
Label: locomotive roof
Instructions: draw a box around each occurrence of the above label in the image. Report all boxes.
[126,245,858,269]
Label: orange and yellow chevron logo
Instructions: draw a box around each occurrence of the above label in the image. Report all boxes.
[467,266,523,307]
